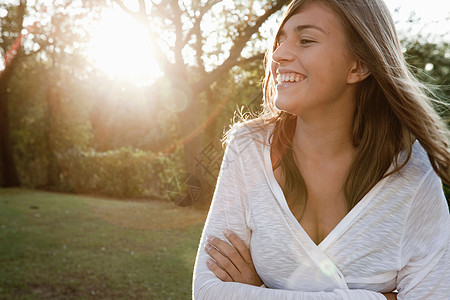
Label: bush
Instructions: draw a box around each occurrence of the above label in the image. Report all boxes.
[57,146,184,199]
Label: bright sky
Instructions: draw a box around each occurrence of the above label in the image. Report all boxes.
[385,0,450,41]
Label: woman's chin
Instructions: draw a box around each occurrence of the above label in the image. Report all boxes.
[274,98,300,116]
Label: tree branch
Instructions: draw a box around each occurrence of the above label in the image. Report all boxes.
[169,0,185,69]
[149,0,172,21]
[182,0,221,46]
[181,0,222,74]
[235,52,266,67]
[192,0,290,96]
[193,21,205,74]
[112,0,140,19]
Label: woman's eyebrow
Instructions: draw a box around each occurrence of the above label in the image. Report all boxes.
[277,24,327,41]
[295,24,327,35]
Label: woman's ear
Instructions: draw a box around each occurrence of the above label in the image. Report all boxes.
[347,60,371,84]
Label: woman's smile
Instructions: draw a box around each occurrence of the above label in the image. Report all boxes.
[276,72,307,89]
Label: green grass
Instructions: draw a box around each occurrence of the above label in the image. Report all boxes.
[0,188,207,299]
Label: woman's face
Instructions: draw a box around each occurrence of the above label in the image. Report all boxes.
[271,2,358,120]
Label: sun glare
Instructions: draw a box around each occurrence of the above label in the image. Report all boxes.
[86,8,162,86]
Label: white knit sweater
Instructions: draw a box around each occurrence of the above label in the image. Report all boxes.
[193,122,449,300]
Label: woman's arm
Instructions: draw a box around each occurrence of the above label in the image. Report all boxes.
[395,171,449,299]
[205,230,397,300]
[205,230,263,286]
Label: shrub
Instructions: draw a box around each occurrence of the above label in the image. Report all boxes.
[57,146,184,199]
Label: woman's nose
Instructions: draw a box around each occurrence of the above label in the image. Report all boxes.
[272,40,295,64]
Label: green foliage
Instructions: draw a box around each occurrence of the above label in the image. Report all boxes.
[404,40,450,85]
[403,38,449,200]
[444,184,450,200]
[0,1,25,54]
[88,78,181,152]
[8,55,93,188]
[404,39,450,120]
[58,146,183,199]
[8,60,50,187]
[7,51,186,199]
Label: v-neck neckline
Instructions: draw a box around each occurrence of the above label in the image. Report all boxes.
[262,134,389,251]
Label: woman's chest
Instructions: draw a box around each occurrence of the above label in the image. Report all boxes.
[272,162,349,245]
[248,199,403,292]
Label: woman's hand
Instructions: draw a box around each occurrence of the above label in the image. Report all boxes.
[205,230,263,286]
[382,293,397,300]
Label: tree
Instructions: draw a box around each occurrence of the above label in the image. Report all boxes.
[112,0,290,201]
[0,0,28,187]
[0,0,104,187]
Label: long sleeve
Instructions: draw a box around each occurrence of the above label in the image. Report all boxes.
[192,127,387,300]
[396,170,450,300]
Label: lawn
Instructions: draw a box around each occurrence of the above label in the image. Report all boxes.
[0,188,207,299]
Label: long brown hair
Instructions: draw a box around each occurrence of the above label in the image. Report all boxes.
[256,0,449,213]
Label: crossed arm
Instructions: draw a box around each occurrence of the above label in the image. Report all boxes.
[203,230,398,300]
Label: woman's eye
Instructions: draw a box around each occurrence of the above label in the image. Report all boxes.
[300,39,314,45]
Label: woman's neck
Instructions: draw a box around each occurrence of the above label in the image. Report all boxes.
[292,113,355,162]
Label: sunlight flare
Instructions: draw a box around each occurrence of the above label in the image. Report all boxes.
[86,8,162,86]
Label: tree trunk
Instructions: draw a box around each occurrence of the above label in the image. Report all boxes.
[0,0,27,187]
[0,73,20,187]
[173,74,235,206]
[44,79,63,189]
[174,78,210,205]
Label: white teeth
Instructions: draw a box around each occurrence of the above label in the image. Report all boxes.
[276,72,305,83]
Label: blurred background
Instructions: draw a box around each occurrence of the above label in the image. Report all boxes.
[0,0,448,299]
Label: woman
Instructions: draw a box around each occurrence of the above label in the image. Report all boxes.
[193,0,449,299]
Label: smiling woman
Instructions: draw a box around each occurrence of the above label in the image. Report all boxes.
[192,0,450,299]
[85,8,162,86]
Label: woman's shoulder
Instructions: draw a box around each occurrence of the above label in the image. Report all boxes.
[224,118,274,147]
[395,140,442,189]
[403,140,434,174]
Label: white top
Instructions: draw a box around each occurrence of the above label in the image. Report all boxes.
[192,122,450,300]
